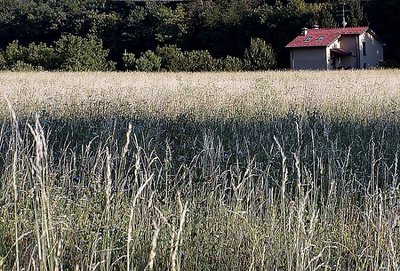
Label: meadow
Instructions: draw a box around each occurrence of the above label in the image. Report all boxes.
[0,70,399,270]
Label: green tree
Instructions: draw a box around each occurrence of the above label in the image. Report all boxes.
[314,3,337,28]
[123,4,188,53]
[123,6,151,51]
[136,50,161,72]
[0,40,55,70]
[151,5,188,44]
[367,0,400,66]
[122,52,136,71]
[54,34,115,71]
[86,10,122,60]
[244,38,276,70]
[222,56,243,72]
[180,50,218,72]
[331,0,366,27]
[187,0,258,57]
[1,40,25,67]
[0,53,5,70]
[0,0,387,69]
[155,45,184,71]
[254,0,319,67]
[347,0,366,27]
[10,61,41,72]
[25,42,57,70]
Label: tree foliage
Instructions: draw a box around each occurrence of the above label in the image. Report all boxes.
[122,52,136,71]
[367,0,400,66]
[155,45,184,71]
[244,38,276,70]
[0,0,394,70]
[54,34,115,71]
[0,35,115,71]
[136,50,161,72]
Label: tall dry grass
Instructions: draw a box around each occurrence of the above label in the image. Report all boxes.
[0,70,400,121]
[0,70,399,270]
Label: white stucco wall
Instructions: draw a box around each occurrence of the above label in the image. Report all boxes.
[359,32,384,68]
[338,36,358,68]
[326,40,340,70]
[289,30,383,70]
[290,47,327,70]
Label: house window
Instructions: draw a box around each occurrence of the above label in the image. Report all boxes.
[362,41,366,56]
[317,36,325,41]
[304,36,312,42]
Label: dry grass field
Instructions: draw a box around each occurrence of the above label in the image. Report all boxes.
[0,70,399,270]
[1,70,400,120]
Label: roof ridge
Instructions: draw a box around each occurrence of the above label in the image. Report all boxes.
[312,26,368,29]
[285,26,370,48]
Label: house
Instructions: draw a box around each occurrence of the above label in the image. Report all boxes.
[285,26,384,70]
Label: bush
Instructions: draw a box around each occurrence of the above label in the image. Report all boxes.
[243,38,276,70]
[54,34,116,71]
[0,41,50,71]
[377,59,400,68]
[136,50,161,72]
[2,41,25,68]
[155,45,184,71]
[1,37,114,71]
[25,42,56,70]
[10,61,43,72]
[180,50,218,72]
[122,52,136,71]
[0,53,5,70]
[222,55,243,71]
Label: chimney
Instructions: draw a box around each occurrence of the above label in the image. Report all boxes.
[301,27,308,36]
[312,24,319,29]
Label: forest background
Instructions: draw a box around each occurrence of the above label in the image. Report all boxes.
[0,0,398,71]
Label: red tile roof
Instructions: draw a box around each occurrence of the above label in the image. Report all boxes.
[285,27,369,48]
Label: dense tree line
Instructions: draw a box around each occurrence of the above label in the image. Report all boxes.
[0,0,397,71]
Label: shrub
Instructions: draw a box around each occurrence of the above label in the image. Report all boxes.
[54,34,116,71]
[136,50,161,72]
[1,37,114,71]
[2,41,25,68]
[0,41,50,71]
[222,55,243,71]
[243,38,276,70]
[0,53,5,70]
[122,52,137,71]
[10,61,43,72]
[155,45,184,71]
[180,50,218,72]
[377,59,400,68]
[25,42,56,70]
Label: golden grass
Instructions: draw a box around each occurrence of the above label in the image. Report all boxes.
[0,70,399,270]
[1,70,399,121]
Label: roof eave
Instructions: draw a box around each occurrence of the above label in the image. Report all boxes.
[325,35,340,47]
[366,28,385,44]
[286,45,328,48]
